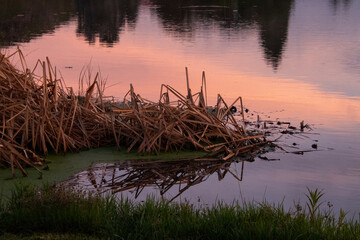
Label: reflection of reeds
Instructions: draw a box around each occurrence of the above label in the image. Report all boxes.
[0,50,266,177]
[63,159,245,201]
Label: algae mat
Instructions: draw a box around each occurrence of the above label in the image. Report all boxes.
[0,147,206,197]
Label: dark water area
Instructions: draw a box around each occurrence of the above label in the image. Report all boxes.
[0,0,75,46]
[1,0,360,214]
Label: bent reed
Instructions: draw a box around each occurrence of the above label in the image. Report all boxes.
[0,50,266,177]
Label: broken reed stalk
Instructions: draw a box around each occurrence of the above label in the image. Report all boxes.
[0,50,266,177]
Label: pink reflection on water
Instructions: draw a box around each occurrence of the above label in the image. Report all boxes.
[2,0,360,216]
[4,3,360,131]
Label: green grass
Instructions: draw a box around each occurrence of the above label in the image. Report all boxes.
[0,233,102,240]
[1,185,360,240]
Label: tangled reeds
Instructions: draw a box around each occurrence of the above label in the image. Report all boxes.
[0,50,114,177]
[0,50,266,177]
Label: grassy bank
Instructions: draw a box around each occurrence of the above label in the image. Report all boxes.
[1,185,359,240]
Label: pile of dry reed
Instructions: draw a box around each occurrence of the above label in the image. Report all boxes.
[0,50,266,177]
[0,50,113,177]
[110,78,265,159]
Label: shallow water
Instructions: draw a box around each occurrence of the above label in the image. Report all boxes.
[1,0,360,214]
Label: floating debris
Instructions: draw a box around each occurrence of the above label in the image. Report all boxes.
[242,107,322,157]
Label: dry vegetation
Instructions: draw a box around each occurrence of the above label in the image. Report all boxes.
[0,49,266,177]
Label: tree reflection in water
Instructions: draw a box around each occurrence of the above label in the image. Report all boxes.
[62,159,245,201]
[0,0,295,70]
[329,0,353,13]
[150,0,294,70]
[76,0,139,46]
[0,0,75,47]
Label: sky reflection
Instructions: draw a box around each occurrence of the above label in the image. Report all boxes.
[8,7,359,130]
[1,0,360,213]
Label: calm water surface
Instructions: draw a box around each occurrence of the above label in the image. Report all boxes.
[1,0,360,213]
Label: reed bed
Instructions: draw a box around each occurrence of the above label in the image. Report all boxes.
[0,50,113,177]
[110,82,265,160]
[0,50,266,177]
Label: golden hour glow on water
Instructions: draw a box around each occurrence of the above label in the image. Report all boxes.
[2,0,360,215]
[12,20,360,130]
